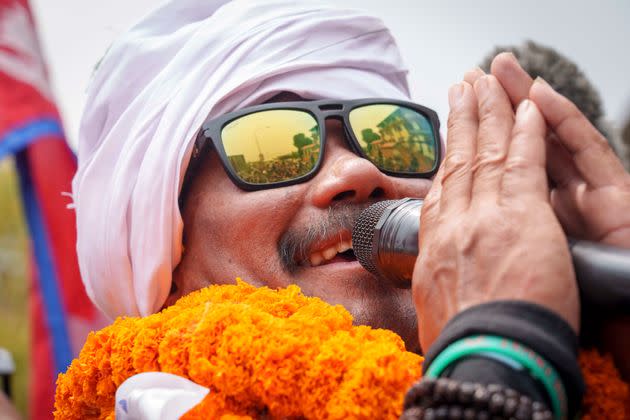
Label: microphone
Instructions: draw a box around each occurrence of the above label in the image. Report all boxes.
[352,198,630,312]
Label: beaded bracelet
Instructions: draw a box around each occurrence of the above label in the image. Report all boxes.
[402,377,554,420]
[423,335,566,420]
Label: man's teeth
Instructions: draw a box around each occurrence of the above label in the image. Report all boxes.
[309,240,352,267]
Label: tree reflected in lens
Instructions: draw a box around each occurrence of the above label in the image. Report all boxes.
[221,110,320,184]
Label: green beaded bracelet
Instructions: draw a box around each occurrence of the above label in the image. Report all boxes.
[424,335,567,420]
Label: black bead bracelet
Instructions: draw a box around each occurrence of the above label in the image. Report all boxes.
[401,378,553,420]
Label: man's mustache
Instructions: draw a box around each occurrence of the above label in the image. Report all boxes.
[278,202,371,273]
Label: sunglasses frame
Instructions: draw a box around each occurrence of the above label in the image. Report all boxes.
[183,98,441,196]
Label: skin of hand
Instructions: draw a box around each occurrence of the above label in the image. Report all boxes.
[468,54,630,381]
[476,53,630,248]
[412,75,580,352]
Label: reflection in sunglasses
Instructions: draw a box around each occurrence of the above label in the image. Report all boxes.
[222,109,320,184]
[350,105,436,173]
[220,104,436,185]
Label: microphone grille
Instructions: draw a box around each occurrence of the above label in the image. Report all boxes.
[352,200,401,276]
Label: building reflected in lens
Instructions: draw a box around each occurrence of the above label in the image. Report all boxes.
[352,105,436,173]
[361,107,435,172]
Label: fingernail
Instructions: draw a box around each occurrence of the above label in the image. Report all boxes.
[464,67,485,78]
[448,83,464,107]
[534,76,550,87]
[473,75,490,94]
[500,51,518,63]
[463,67,485,83]
[517,99,531,114]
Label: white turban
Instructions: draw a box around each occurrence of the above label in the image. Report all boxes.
[72,0,411,319]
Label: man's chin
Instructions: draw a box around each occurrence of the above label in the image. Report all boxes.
[290,262,421,354]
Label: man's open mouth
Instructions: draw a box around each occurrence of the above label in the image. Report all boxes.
[299,231,357,267]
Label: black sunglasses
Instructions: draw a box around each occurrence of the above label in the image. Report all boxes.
[181,98,441,201]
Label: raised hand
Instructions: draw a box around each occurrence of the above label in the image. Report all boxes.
[413,76,579,351]
[479,53,630,381]
[489,53,630,248]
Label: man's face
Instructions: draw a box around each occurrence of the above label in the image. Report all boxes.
[168,94,432,353]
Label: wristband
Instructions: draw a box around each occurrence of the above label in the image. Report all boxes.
[424,335,567,420]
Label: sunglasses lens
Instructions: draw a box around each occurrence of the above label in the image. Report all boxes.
[349,104,437,174]
[221,110,320,184]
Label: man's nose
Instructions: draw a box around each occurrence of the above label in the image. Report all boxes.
[307,119,399,208]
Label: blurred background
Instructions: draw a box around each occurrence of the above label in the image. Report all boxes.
[28,0,630,148]
[1,1,629,418]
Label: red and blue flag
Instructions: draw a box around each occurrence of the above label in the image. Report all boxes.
[0,1,106,417]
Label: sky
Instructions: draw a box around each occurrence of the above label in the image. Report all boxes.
[29,0,630,150]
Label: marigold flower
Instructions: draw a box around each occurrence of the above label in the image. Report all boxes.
[54,280,628,419]
[579,348,629,419]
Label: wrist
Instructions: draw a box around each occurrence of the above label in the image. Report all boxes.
[422,300,584,418]
[424,334,566,419]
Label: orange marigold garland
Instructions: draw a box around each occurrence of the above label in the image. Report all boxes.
[579,349,629,419]
[54,280,629,419]
[54,280,422,419]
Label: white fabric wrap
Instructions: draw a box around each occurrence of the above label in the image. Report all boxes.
[115,372,209,419]
[72,0,411,319]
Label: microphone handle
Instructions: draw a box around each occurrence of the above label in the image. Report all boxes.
[373,199,630,312]
[569,239,630,313]
[373,198,421,288]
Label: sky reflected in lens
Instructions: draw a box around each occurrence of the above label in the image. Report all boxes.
[221,109,320,184]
